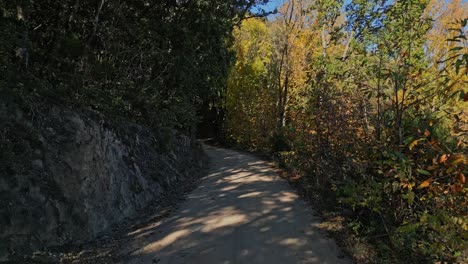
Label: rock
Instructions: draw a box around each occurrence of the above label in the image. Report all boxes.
[0,99,206,261]
[0,247,9,262]
[31,159,43,169]
[31,251,59,263]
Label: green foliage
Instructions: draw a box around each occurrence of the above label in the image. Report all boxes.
[0,0,268,133]
[224,0,468,262]
[445,18,468,75]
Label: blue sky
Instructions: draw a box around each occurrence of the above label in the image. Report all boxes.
[260,0,285,13]
[258,0,468,13]
[256,0,351,14]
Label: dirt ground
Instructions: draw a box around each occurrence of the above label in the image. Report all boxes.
[124,145,350,264]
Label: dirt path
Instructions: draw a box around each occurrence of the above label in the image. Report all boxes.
[125,145,350,264]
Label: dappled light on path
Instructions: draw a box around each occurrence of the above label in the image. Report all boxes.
[126,145,349,264]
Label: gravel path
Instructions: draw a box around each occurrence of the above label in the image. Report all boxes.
[126,144,350,264]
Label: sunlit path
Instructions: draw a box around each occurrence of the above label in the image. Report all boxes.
[126,145,350,264]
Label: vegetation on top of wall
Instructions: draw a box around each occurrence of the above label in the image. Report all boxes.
[0,0,270,134]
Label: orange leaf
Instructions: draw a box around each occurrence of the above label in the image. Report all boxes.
[451,184,463,193]
[459,173,466,184]
[423,130,430,137]
[431,139,440,147]
[417,179,431,189]
[439,154,448,164]
[464,93,468,102]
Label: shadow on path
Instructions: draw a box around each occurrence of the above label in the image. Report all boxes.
[125,145,350,264]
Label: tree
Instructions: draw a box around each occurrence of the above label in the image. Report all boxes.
[0,0,271,134]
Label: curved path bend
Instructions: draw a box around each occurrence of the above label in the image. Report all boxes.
[127,145,350,264]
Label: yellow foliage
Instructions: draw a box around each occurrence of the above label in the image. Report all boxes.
[451,155,466,167]
[409,140,419,150]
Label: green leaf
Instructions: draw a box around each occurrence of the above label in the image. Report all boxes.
[397,222,419,233]
[404,136,415,145]
[449,47,463,52]
[417,169,431,176]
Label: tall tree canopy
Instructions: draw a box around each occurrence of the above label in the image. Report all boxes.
[0,0,270,132]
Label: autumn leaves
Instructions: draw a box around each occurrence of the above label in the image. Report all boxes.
[224,0,467,261]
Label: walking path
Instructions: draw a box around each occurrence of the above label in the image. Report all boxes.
[127,145,350,264]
